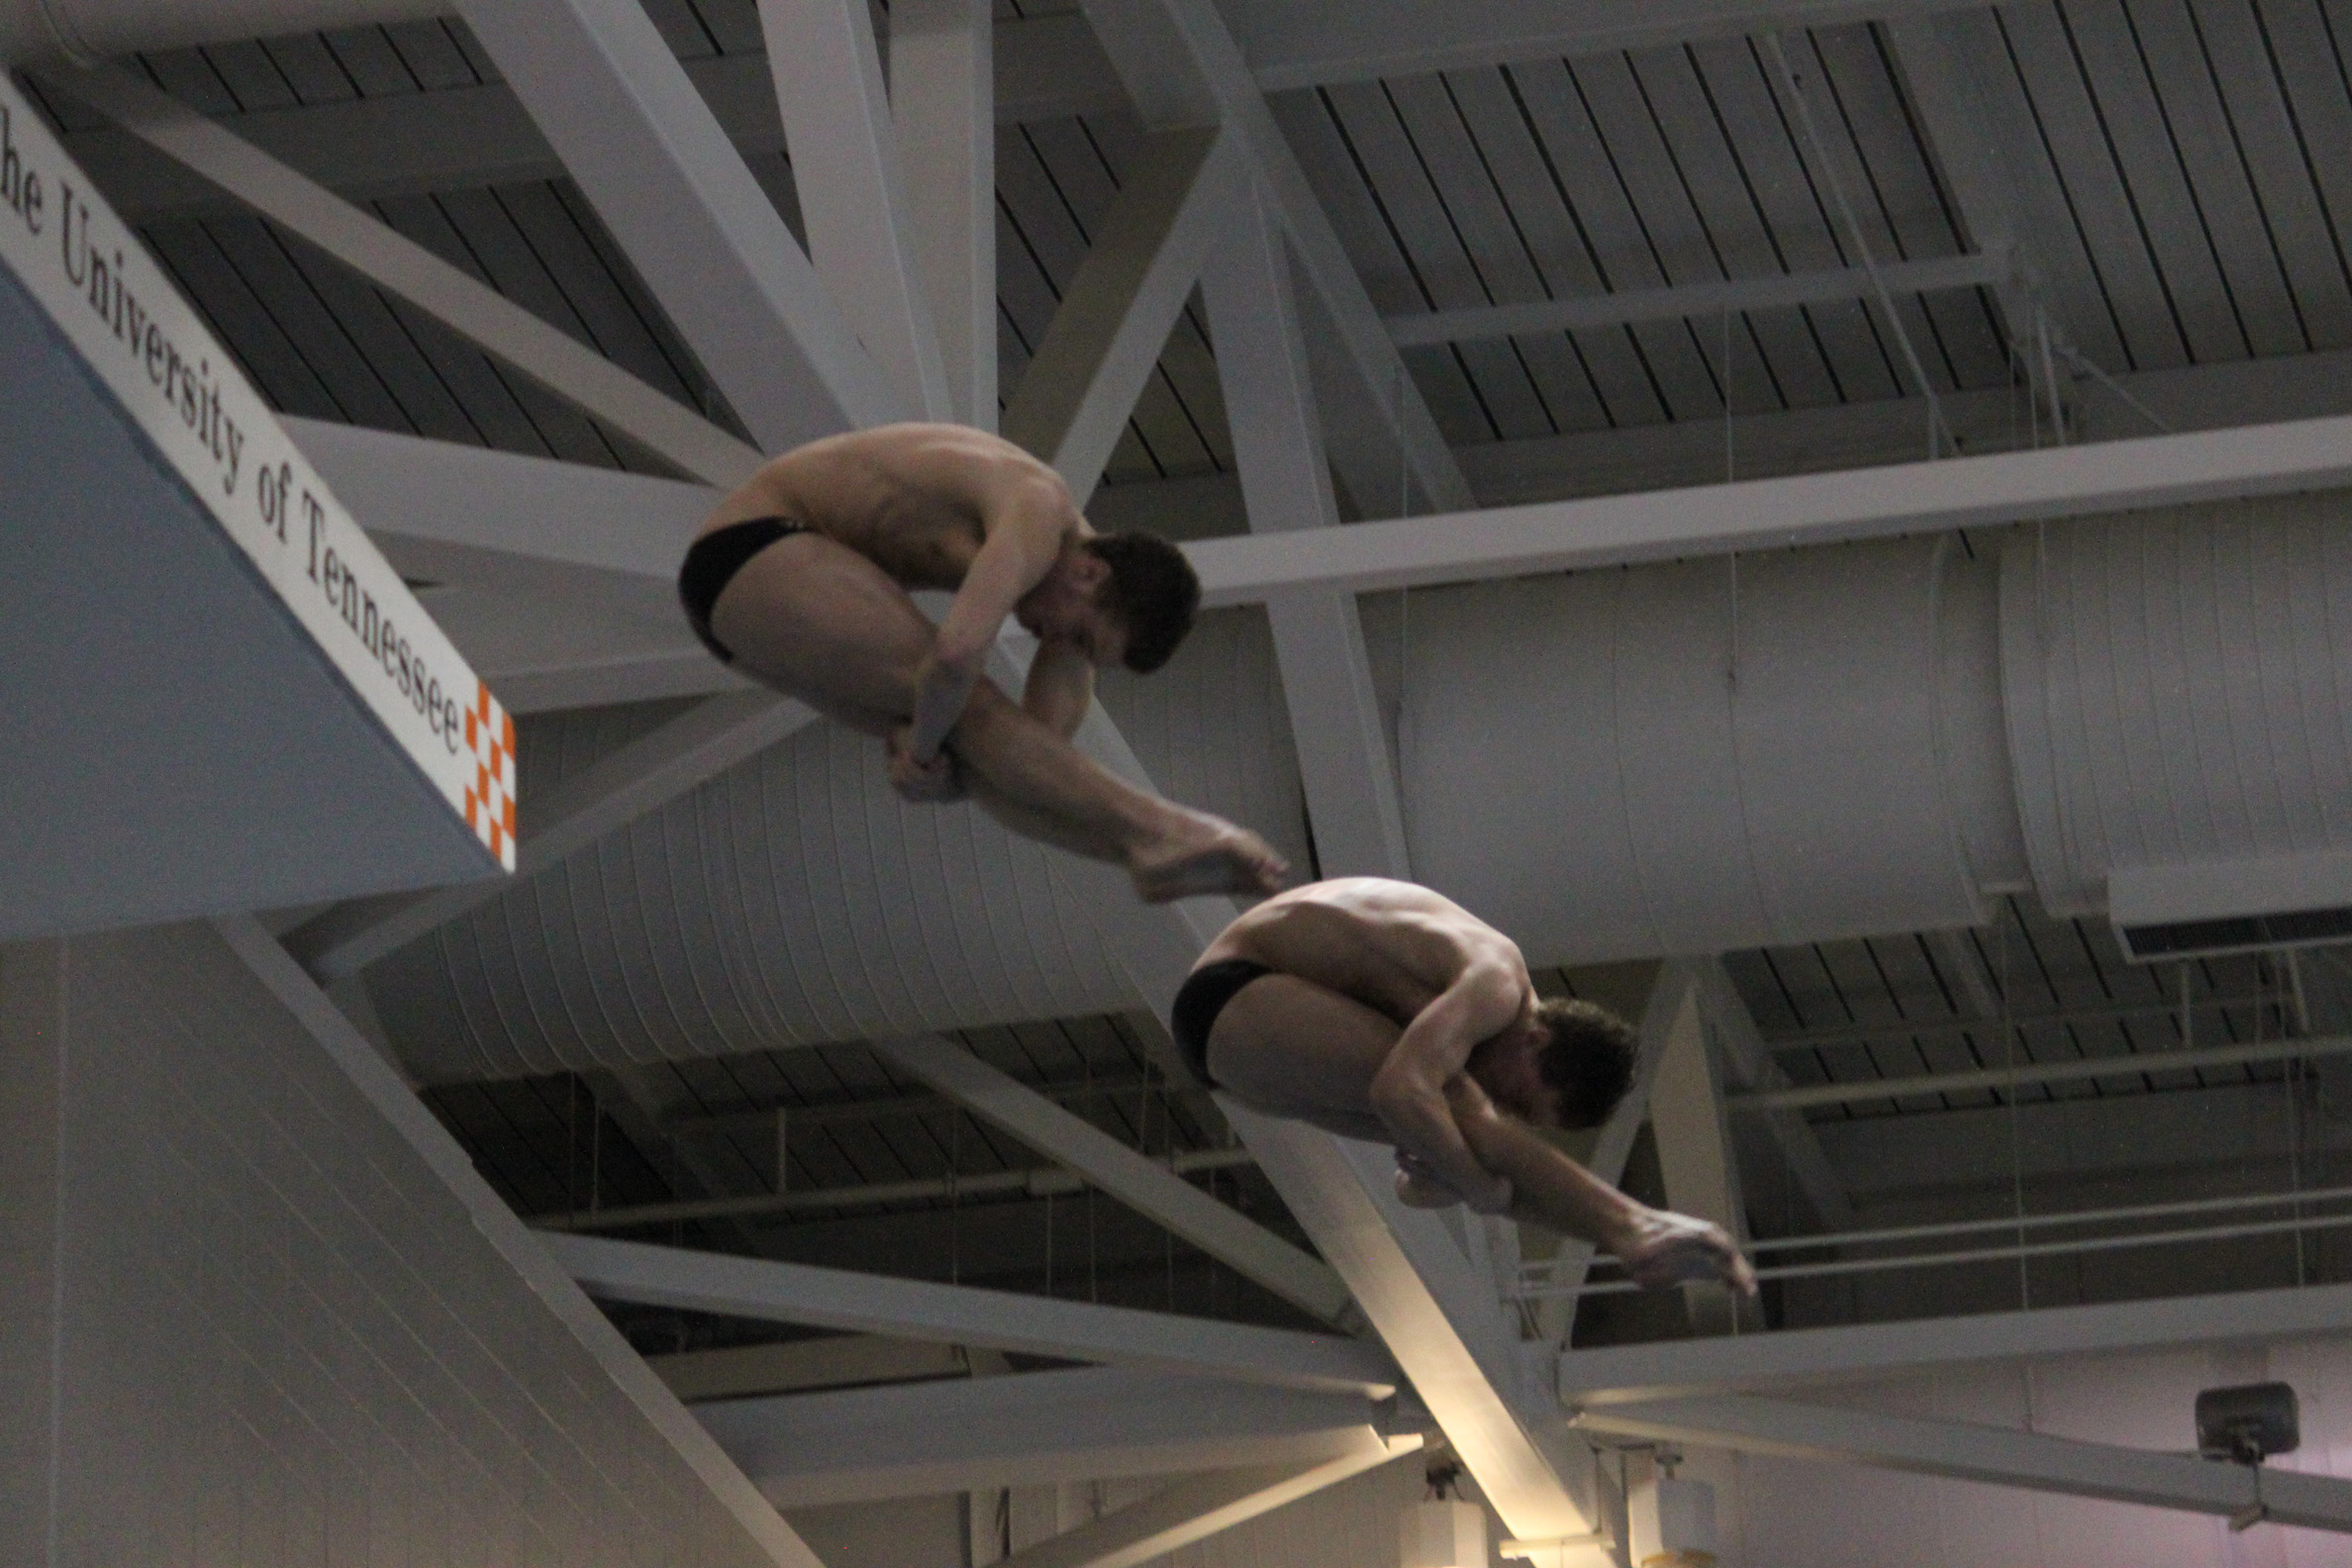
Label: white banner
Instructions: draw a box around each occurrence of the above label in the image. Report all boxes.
[0,75,514,871]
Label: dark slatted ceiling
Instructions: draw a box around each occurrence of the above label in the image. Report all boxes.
[1725,897,2303,1122]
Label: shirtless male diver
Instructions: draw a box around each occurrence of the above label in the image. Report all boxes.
[1174,878,1757,1293]
[678,424,1287,903]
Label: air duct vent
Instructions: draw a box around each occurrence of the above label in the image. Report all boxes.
[2109,852,2352,963]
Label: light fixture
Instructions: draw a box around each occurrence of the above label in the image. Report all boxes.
[2197,1381,2300,1532]
[1400,1459,1487,1568]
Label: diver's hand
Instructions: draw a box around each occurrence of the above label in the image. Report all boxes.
[887,727,965,803]
[1394,1148,1513,1216]
[1610,1206,1757,1295]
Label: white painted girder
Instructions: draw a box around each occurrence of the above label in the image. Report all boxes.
[454,0,901,450]
[991,1441,1423,1568]
[1557,1281,2352,1404]
[1186,414,2352,606]
[1729,1031,2352,1113]
[758,0,953,421]
[1693,960,1852,1229]
[1386,252,2011,347]
[287,418,715,579]
[1571,1392,2352,1532]
[702,1365,1397,1505]
[1000,126,1228,506]
[1225,1101,1597,1543]
[893,0,999,429]
[1080,0,1474,517]
[546,1231,1396,1397]
[48,64,764,487]
[865,1033,1350,1323]
[1203,167,1411,880]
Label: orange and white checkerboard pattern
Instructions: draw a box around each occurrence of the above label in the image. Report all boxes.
[462,681,517,871]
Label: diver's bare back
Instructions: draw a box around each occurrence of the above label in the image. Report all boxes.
[1200,877,1531,1026]
[700,423,1065,589]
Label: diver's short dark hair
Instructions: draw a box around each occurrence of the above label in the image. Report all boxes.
[1085,531,1200,673]
[1533,998,1638,1128]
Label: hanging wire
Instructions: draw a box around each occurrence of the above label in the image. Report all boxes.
[1766,32,1951,460]
[2036,307,2065,444]
[1396,357,1415,790]
[2278,953,2310,1287]
[2000,901,2030,1309]
[1722,303,1736,483]
[2053,338,2171,435]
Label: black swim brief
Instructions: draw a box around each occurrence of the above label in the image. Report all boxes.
[678,516,808,663]
[1169,958,1274,1088]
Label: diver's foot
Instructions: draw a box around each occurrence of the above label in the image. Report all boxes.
[1129,820,1289,903]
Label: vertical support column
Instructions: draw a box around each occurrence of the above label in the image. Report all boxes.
[1203,168,1410,879]
[893,0,998,430]
[1693,961,1852,1230]
[0,939,65,1568]
[1645,981,1757,1335]
[758,0,953,420]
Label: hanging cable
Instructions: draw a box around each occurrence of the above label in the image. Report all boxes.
[1723,303,1736,482]
[2054,339,2172,435]
[1767,32,1951,459]
[2000,900,2030,1309]
[2036,307,2065,444]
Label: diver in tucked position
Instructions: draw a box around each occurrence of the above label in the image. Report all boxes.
[1175,877,1757,1293]
[678,423,1287,903]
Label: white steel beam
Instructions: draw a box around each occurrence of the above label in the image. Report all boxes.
[1693,961,1852,1229]
[47,64,764,487]
[286,419,716,579]
[1080,0,1474,516]
[1387,252,2011,347]
[702,1365,1396,1505]
[454,0,901,450]
[1731,1031,2352,1114]
[893,0,1000,429]
[1000,127,1227,506]
[1571,1392,2352,1531]
[479,647,741,715]
[648,1336,975,1403]
[992,1441,1423,1568]
[1225,1102,1596,1543]
[1204,167,1409,879]
[1187,413,2352,606]
[1558,1281,2352,1404]
[284,689,814,981]
[1882,11,2100,370]
[1624,971,1757,1336]
[545,1232,1398,1397]
[758,0,952,420]
[864,1034,1350,1323]
[62,22,1125,226]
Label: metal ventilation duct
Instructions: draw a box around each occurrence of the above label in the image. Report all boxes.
[373,610,1309,1083]
[370,498,2352,1084]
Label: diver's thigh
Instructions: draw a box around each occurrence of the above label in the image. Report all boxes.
[710,535,935,733]
[1205,974,1399,1117]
